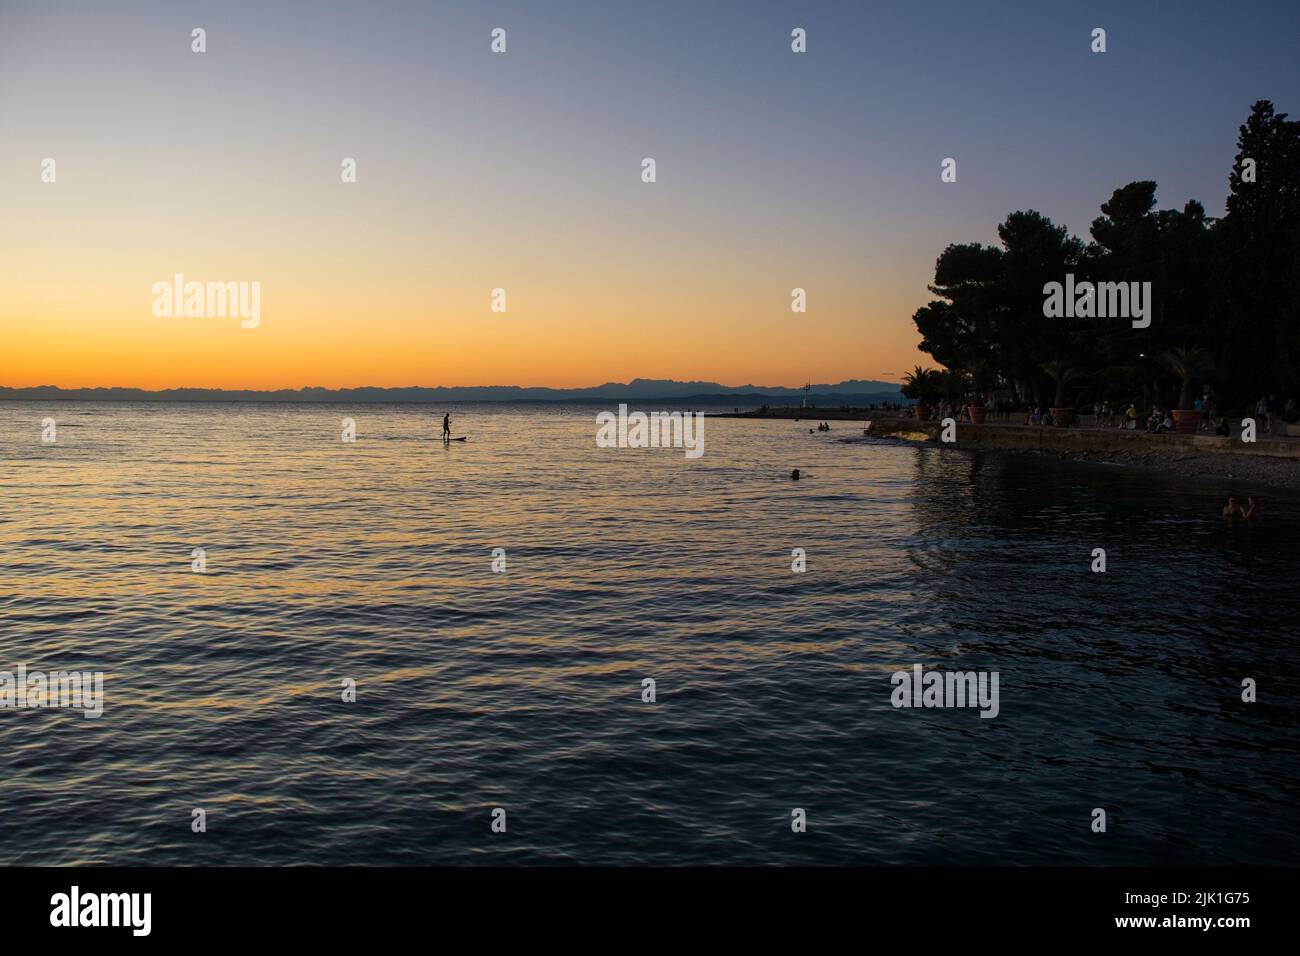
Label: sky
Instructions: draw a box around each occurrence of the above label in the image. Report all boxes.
[2,0,1298,390]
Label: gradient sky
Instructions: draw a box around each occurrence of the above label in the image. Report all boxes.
[2,0,1298,389]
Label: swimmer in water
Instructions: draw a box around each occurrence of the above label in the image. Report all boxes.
[1243,495,1261,525]
[791,469,802,480]
[1223,496,1243,522]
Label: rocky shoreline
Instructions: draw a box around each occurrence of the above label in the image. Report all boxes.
[884,420,1300,492]
[997,441,1300,491]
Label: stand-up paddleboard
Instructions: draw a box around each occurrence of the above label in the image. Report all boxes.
[440,436,468,442]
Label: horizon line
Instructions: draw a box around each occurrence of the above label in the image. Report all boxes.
[0,378,905,394]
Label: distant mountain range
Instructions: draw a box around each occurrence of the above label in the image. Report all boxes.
[0,378,905,404]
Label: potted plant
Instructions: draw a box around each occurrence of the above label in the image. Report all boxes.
[1041,359,1080,427]
[1283,408,1300,437]
[902,365,937,421]
[1157,346,1214,435]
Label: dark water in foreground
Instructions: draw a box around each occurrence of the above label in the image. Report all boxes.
[1,402,1297,865]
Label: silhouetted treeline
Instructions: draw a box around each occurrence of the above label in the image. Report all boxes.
[911,100,1300,413]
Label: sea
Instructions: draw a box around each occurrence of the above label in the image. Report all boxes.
[1,400,1297,865]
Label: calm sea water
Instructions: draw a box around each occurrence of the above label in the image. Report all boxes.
[1,401,1297,866]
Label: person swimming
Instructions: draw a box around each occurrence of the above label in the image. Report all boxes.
[1243,495,1261,525]
[1223,496,1243,522]
[790,469,801,480]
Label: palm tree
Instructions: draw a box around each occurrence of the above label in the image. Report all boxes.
[1156,346,1214,410]
[1040,359,1082,409]
[901,365,937,402]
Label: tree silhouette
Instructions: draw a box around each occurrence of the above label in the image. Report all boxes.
[912,100,1300,413]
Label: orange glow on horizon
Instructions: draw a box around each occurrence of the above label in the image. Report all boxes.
[2,245,925,390]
